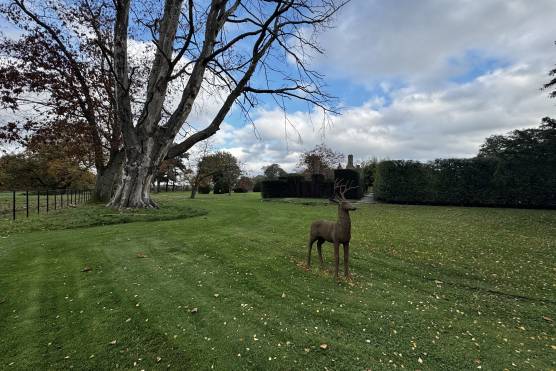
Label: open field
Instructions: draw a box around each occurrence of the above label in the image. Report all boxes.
[0,192,555,370]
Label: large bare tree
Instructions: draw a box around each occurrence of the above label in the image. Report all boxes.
[3,0,345,208]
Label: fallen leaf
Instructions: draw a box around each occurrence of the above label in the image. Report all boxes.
[542,316,553,322]
[418,357,423,364]
[304,348,310,353]
[156,356,162,363]
[319,343,328,350]
[109,340,117,345]
[136,252,147,258]
[214,294,219,298]
[190,307,198,314]
[281,293,286,298]
[81,267,92,272]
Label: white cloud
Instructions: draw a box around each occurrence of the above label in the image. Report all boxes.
[214,63,556,174]
[207,0,556,174]
[317,0,556,88]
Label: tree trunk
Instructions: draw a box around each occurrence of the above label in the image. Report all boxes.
[190,186,198,199]
[93,150,125,202]
[107,143,165,208]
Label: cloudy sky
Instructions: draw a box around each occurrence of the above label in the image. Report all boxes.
[1,0,556,174]
[208,0,556,174]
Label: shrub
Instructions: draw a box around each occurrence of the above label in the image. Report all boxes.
[374,161,432,203]
[198,184,211,194]
[334,169,364,199]
[261,178,334,199]
[374,158,556,208]
[261,180,289,198]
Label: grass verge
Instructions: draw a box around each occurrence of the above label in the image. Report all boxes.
[0,192,555,369]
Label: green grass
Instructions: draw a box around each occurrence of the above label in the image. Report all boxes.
[0,196,206,237]
[0,192,555,370]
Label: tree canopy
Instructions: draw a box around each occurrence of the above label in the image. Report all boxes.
[297,144,344,175]
[263,163,287,179]
[478,117,556,161]
[1,0,345,208]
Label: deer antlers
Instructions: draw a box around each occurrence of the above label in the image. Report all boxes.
[332,179,359,201]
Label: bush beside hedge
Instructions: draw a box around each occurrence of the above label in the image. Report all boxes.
[374,158,556,208]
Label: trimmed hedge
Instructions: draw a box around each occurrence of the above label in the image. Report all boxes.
[261,170,365,199]
[374,158,556,208]
[261,177,334,198]
[334,169,364,199]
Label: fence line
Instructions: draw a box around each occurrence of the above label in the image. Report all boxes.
[1,185,191,221]
[1,189,93,221]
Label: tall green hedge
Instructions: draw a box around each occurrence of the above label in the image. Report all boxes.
[374,158,556,208]
[261,170,365,199]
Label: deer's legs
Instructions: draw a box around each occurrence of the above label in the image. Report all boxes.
[333,241,340,279]
[317,239,324,268]
[343,242,351,279]
[307,237,316,268]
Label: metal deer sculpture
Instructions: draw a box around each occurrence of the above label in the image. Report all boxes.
[307,180,358,279]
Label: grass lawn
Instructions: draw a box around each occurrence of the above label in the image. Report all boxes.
[0,192,555,370]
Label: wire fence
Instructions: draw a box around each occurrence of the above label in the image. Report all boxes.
[0,184,191,221]
[0,189,93,220]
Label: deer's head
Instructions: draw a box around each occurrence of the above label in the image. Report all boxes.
[330,180,358,211]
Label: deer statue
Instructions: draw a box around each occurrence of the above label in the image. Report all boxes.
[307,180,357,279]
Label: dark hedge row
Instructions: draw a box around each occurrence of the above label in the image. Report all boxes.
[261,169,363,199]
[374,158,556,208]
[261,175,334,199]
[334,169,364,199]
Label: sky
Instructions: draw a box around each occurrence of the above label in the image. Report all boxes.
[207,0,556,174]
[1,0,556,175]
